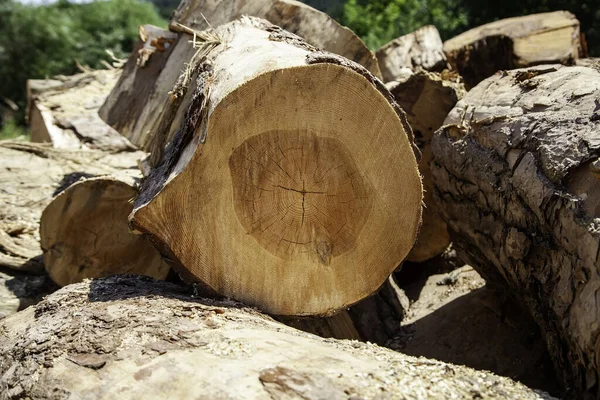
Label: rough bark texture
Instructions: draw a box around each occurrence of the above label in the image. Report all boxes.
[0,141,146,275]
[377,25,449,82]
[27,70,134,151]
[388,70,465,261]
[430,64,600,399]
[130,17,421,316]
[40,177,170,287]
[0,275,556,399]
[170,0,379,76]
[443,11,584,88]
[100,0,380,152]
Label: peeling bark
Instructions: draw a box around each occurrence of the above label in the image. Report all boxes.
[431,64,600,398]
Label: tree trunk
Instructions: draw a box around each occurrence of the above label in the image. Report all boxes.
[0,276,557,399]
[40,177,170,287]
[130,17,422,316]
[443,11,584,88]
[99,0,380,154]
[27,70,135,151]
[388,71,465,262]
[376,25,449,82]
[0,141,146,275]
[430,64,600,399]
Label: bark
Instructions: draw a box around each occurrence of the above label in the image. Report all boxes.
[100,0,380,153]
[443,11,584,88]
[169,0,379,77]
[40,177,170,287]
[27,70,135,152]
[0,141,146,275]
[0,275,556,400]
[376,25,449,82]
[388,70,465,261]
[430,64,600,399]
[130,17,422,316]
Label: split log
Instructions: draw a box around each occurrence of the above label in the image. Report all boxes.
[377,25,449,82]
[100,0,380,154]
[443,11,584,88]
[0,141,146,274]
[388,71,465,261]
[27,69,134,151]
[430,64,600,398]
[40,178,170,287]
[130,17,422,316]
[0,276,557,399]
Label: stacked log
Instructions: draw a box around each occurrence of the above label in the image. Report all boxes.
[129,17,422,316]
[444,11,584,88]
[387,70,465,261]
[431,64,600,398]
[99,0,379,154]
[0,276,557,400]
[40,178,169,287]
[377,25,449,81]
[27,70,134,151]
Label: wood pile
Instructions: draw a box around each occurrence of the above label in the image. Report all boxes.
[3,0,600,398]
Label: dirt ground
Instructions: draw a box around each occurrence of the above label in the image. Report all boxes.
[394,250,561,396]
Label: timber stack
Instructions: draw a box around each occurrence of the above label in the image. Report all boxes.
[1,1,599,398]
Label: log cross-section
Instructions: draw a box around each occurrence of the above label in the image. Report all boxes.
[130,17,422,316]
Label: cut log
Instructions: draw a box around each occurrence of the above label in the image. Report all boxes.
[170,0,379,76]
[377,25,449,82]
[40,177,170,287]
[0,141,146,274]
[388,71,465,262]
[99,0,380,154]
[27,69,135,151]
[130,17,422,316]
[0,276,557,399]
[430,64,600,398]
[443,11,584,88]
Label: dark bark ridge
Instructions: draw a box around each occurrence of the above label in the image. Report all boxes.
[431,64,600,398]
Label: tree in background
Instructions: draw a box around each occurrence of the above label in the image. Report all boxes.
[0,0,165,125]
[340,0,599,55]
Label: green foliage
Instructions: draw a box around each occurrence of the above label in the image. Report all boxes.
[341,0,467,49]
[0,118,29,140]
[341,0,600,56]
[0,0,165,122]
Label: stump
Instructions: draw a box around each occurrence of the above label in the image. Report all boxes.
[130,17,422,316]
[0,276,557,399]
[377,25,448,82]
[431,64,600,398]
[100,0,379,153]
[443,11,584,88]
[388,71,465,261]
[40,178,170,287]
